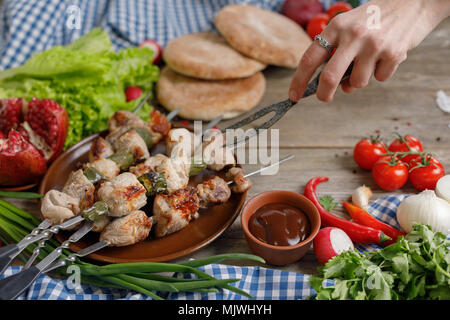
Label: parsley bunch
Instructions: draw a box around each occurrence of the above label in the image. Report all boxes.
[309,223,450,300]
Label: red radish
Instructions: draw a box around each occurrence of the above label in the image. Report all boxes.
[125,86,143,102]
[313,227,354,264]
[281,0,323,27]
[139,39,162,64]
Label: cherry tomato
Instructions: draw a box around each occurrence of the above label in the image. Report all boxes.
[353,136,387,170]
[326,2,352,19]
[388,135,423,164]
[408,155,445,191]
[306,13,330,40]
[372,156,409,191]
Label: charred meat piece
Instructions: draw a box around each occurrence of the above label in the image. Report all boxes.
[113,129,150,161]
[165,128,197,160]
[197,176,231,209]
[62,169,95,209]
[131,154,189,193]
[129,154,167,177]
[85,158,120,181]
[100,210,152,246]
[225,167,252,193]
[156,157,190,193]
[108,110,146,132]
[147,110,171,144]
[153,187,199,238]
[89,137,114,162]
[41,190,80,225]
[97,172,147,217]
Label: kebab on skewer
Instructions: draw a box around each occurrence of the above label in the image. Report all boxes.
[40,109,253,247]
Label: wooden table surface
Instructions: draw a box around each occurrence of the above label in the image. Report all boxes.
[9,18,450,276]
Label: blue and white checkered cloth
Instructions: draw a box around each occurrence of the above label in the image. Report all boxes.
[1,194,407,300]
[0,0,369,70]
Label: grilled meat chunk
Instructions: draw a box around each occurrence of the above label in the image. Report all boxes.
[165,128,198,160]
[85,158,120,181]
[129,154,167,177]
[225,167,252,193]
[153,187,199,237]
[108,110,145,132]
[202,131,235,171]
[131,154,189,193]
[97,172,147,217]
[147,110,171,144]
[113,129,150,161]
[89,137,114,162]
[62,169,95,209]
[197,176,231,208]
[100,210,152,246]
[41,190,80,225]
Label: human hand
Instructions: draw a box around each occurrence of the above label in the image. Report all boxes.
[289,0,450,102]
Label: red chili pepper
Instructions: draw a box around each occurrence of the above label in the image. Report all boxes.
[304,177,391,244]
[342,201,405,246]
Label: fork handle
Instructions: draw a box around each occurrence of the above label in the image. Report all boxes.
[303,62,354,98]
[0,244,20,276]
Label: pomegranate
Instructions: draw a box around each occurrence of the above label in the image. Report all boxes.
[0,97,68,186]
[0,130,47,185]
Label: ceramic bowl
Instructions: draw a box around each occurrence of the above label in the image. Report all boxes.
[241,190,321,266]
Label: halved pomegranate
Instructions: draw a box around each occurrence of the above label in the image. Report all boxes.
[0,97,68,186]
[0,130,47,185]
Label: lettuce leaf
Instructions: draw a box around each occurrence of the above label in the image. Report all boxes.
[0,28,159,148]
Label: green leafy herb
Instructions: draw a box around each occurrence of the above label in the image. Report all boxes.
[310,223,450,300]
[0,28,159,148]
[319,195,338,211]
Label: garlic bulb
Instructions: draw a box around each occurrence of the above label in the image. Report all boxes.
[396,190,450,235]
[436,175,450,203]
[352,186,372,209]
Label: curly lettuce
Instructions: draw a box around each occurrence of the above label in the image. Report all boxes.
[0,28,159,147]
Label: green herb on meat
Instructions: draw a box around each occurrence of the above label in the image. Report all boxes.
[319,195,338,212]
[309,223,450,300]
[0,28,159,148]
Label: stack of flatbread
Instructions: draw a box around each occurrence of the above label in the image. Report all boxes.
[157,4,312,121]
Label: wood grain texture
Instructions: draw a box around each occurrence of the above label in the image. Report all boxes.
[8,18,450,276]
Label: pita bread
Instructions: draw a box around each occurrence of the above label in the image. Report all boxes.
[214,4,312,68]
[163,32,266,80]
[156,67,265,121]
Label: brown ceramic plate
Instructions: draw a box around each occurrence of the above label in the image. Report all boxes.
[39,132,247,263]
[0,183,38,191]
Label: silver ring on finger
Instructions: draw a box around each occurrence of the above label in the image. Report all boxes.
[314,34,334,54]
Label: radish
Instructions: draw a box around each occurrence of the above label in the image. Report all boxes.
[139,39,162,64]
[125,86,143,102]
[313,227,354,265]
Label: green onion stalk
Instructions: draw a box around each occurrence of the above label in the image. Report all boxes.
[0,196,264,299]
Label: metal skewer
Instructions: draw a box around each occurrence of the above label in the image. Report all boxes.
[226,154,295,185]
[0,221,94,300]
[0,218,83,276]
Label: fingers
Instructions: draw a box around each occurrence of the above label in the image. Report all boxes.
[289,29,338,102]
[340,79,356,94]
[374,55,403,82]
[316,44,357,102]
